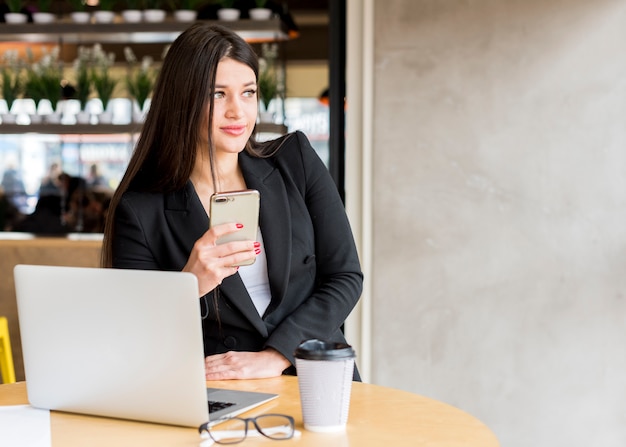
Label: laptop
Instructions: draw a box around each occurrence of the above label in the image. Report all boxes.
[14,264,278,427]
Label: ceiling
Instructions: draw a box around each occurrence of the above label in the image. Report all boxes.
[0,0,333,63]
[251,0,332,62]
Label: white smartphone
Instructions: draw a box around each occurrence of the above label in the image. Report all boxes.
[209,189,260,266]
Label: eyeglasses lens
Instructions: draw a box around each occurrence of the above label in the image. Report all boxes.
[209,418,247,444]
[254,414,294,440]
[207,414,294,444]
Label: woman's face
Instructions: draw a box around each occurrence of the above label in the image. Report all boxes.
[209,57,258,156]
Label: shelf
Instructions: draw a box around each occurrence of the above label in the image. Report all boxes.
[0,18,289,138]
[0,123,140,134]
[256,123,288,135]
[0,122,288,135]
[0,18,289,43]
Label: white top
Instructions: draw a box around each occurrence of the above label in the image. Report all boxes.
[237,230,271,317]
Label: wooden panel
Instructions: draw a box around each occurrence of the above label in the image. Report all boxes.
[0,236,102,382]
[0,377,500,446]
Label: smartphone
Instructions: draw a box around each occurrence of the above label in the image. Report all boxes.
[209,189,260,266]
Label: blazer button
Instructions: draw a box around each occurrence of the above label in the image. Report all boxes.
[223,336,238,349]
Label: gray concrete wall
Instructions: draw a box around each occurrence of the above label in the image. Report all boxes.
[367,1,626,445]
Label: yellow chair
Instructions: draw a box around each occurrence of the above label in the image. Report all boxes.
[0,316,16,383]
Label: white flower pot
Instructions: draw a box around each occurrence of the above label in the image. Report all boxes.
[32,12,56,23]
[217,8,240,21]
[98,111,113,124]
[121,10,142,23]
[133,110,146,123]
[93,10,115,23]
[29,114,43,124]
[173,9,197,22]
[1,113,17,124]
[5,12,28,24]
[249,7,272,20]
[143,9,166,22]
[258,111,275,123]
[70,11,91,23]
[75,111,91,124]
[44,112,62,124]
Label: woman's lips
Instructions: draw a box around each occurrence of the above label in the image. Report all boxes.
[221,125,247,136]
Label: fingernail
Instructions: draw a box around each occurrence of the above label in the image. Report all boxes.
[254,242,261,248]
[236,223,244,228]
[255,248,261,255]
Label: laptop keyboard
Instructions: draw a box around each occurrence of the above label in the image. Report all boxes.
[208,400,236,414]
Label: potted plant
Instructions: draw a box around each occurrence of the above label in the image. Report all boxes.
[24,63,45,123]
[123,47,157,122]
[37,47,63,122]
[91,44,117,123]
[4,0,27,23]
[121,0,142,23]
[73,46,93,124]
[257,63,278,122]
[215,0,239,21]
[0,50,23,123]
[249,0,271,20]
[143,0,166,22]
[68,0,91,23]
[23,48,63,123]
[93,0,117,23]
[32,0,56,23]
[168,0,207,22]
[257,43,281,122]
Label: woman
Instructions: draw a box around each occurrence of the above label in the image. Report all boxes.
[102,23,363,380]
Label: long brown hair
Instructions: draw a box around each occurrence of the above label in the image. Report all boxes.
[101,23,260,267]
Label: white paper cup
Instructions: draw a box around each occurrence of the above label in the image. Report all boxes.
[295,339,355,432]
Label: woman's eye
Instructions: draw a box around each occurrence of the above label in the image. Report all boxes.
[214,91,225,99]
[244,89,257,98]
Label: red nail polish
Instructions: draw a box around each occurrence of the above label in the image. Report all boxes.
[236,223,244,228]
[255,248,261,255]
[254,242,261,248]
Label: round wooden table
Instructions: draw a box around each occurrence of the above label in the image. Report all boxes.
[0,376,499,446]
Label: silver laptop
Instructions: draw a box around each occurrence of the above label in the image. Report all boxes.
[14,264,277,427]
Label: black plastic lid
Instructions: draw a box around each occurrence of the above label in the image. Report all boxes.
[294,339,356,361]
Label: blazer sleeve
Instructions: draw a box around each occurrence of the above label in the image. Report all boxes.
[263,132,364,364]
[111,192,161,270]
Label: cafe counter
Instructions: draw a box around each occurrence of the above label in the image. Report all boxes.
[0,233,103,382]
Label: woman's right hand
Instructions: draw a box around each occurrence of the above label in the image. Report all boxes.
[182,222,259,296]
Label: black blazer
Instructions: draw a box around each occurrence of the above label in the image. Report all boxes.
[111,132,363,376]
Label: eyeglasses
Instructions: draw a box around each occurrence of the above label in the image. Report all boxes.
[199,414,296,444]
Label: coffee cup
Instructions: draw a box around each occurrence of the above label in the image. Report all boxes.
[294,339,356,432]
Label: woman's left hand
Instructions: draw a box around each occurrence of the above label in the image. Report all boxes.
[204,349,291,380]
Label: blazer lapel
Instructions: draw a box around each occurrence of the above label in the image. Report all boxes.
[164,181,268,336]
[239,152,291,310]
[163,181,207,261]
[219,276,268,337]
